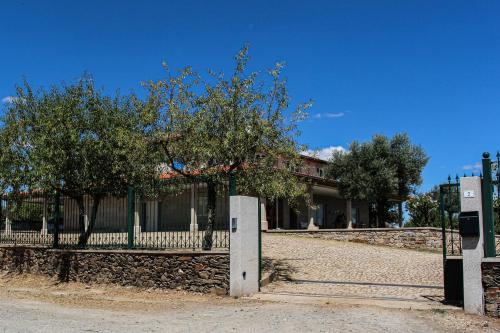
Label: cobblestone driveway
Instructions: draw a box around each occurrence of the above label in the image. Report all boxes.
[261,233,444,304]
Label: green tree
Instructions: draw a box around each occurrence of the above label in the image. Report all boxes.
[327,134,428,227]
[406,192,440,227]
[144,46,309,249]
[390,134,429,227]
[0,77,159,246]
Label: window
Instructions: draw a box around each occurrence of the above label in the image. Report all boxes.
[315,203,325,227]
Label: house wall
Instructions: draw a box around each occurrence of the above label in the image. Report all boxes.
[195,184,229,231]
[62,185,231,234]
[62,196,127,232]
[158,188,191,231]
[154,185,229,232]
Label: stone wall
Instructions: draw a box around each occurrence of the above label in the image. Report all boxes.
[267,227,459,252]
[0,246,229,294]
[482,259,500,317]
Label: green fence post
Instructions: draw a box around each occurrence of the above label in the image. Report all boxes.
[53,190,60,249]
[440,185,447,261]
[229,173,237,196]
[482,152,496,257]
[127,185,135,249]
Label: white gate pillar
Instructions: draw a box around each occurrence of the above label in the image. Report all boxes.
[259,198,268,231]
[230,195,259,296]
[460,176,484,315]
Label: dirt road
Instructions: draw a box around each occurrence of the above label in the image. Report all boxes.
[0,275,498,333]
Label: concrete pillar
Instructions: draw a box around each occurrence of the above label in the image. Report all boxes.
[5,200,12,235]
[41,197,48,235]
[190,183,198,232]
[346,200,353,229]
[307,187,319,230]
[230,195,259,296]
[260,198,268,231]
[5,217,11,235]
[460,176,484,315]
[134,197,141,234]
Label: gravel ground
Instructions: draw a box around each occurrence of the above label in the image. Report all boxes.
[0,275,498,333]
[261,233,445,303]
[0,235,496,332]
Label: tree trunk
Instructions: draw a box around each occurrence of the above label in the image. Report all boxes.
[398,201,403,228]
[78,195,101,247]
[202,181,217,250]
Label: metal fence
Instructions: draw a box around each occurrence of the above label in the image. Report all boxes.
[480,152,500,257]
[0,178,230,250]
[440,176,462,256]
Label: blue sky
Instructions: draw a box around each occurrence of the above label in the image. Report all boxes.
[1,0,499,191]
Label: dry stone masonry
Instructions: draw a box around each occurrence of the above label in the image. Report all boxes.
[0,246,229,294]
[267,227,458,252]
[482,260,500,317]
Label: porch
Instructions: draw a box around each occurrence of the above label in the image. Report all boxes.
[260,184,370,231]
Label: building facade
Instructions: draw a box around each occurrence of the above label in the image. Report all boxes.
[260,155,370,230]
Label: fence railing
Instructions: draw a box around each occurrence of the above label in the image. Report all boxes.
[440,177,462,257]
[0,178,230,250]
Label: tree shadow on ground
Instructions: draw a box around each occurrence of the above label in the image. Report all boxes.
[262,257,297,282]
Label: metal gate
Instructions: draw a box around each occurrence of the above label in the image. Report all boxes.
[481,152,499,257]
[440,176,463,304]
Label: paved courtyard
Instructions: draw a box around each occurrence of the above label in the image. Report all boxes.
[260,233,446,307]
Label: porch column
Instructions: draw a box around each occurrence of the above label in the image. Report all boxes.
[84,214,89,231]
[260,198,268,231]
[5,200,11,235]
[190,183,198,232]
[346,199,353,229]
[134,197,141,234]
[41,197,48,235]
[307,186,319,230]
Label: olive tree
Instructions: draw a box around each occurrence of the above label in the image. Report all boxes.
[327,134,428,227]
[144,46,310,249]
[406,192,439,227]
[0,77,159,246]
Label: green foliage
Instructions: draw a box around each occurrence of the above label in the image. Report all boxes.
[327,134,428,227]
[144,46,310,248]
[10,200,43,222]
[0,77,160,245]
[406,192,440,227]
